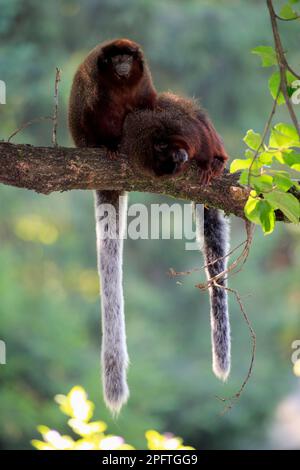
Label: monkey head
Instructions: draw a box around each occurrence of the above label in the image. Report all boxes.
[97,39,144,85]
[151,136,190,176]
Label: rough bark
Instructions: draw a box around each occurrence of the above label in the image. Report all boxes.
[0,141,288,220]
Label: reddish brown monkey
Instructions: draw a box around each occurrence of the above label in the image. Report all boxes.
[122,92,228,182]
[69,39,157,414]
[122,93,231,385]
[69,38,156,149]
[69,39,230,415]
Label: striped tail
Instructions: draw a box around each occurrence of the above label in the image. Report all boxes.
[195,204,231,381]
[94,190,129,414]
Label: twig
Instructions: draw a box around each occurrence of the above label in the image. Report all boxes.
[168,238,248,279]
[201,220,254,288]
[7,116,53,143]
[215,285,256,414]
[247,88,280,186]
[192,220,255,412]
[285,62,300,81]
[267,0,300,138]
[52,67,61,147]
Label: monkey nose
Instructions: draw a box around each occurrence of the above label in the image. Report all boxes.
[172,148,189,164]
[115,62,131,77]
[113,55,133,77]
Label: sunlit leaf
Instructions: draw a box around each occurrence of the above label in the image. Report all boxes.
[55,386,94,421]
[31,440,55,450]
[258,151,274,165]
[264,191,300,224]
[243,129,262,150]
[230,158,253,173]
[252,46,277,67]
[68,419,107,436]
[33,386,195,451]
[269,123,300,148]
[37,427,75,450]
[244,194,275,234]
[258,200,276,234]
[268,70,298,104]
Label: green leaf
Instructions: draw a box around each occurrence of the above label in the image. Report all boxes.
[273,172,293,192]
[252,46,277,67]
[280,3,298,19]
[282,150,300,167]
[243,129,262,150]
[291,163,300,171]
[244,192,260,223]
[230,158,252,173]
[264,191,300,224]
[245,195,275,234]
[239,170,249,185]
[258,201,276,234]
[269,72,284,105]
[252,174,274,193]
[269,123,300,148]
[258,151,274,165]
[245,149,255,159]
[268,70,298,104]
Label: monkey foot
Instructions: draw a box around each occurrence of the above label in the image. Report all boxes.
[106,149,119,160]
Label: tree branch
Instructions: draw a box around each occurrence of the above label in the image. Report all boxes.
[0,141,297,221]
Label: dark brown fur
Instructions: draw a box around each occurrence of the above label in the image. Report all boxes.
[122,92,228,184]
[69,38,156,149]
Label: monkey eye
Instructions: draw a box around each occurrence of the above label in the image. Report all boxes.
[154,142,168,152]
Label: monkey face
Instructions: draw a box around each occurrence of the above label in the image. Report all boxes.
[98,39,143,83]
[152,139,189,176]
[111,54,134,78]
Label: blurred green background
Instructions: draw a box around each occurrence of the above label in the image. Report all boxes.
[1,0,300,450]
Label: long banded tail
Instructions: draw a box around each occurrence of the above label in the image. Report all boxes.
[195,204,231,381]
[94,190,129,414]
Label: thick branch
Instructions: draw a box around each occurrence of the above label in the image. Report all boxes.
[0,142,248,217]
[0,141,296,221]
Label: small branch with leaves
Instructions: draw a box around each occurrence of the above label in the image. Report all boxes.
[230,0,300,235]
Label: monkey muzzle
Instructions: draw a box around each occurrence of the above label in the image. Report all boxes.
[172,148,189,165]
[112,54,133,78]
[153,145,189,176]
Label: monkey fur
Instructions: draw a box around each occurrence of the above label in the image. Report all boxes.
[69,39,231,414]
[122,93,231,381]
[69,38,156,414]
[122,92,228,182]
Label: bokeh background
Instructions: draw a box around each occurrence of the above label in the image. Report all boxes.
[1,0,300,450]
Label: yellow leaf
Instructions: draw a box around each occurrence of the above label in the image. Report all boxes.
[55,386,94,421]
[68,418,107,436]
[31,439,55,450]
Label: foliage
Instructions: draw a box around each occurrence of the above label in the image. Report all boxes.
[31,387,194,450]
[230,0,300,234]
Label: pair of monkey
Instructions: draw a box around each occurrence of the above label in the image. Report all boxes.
[69,38,230,414]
